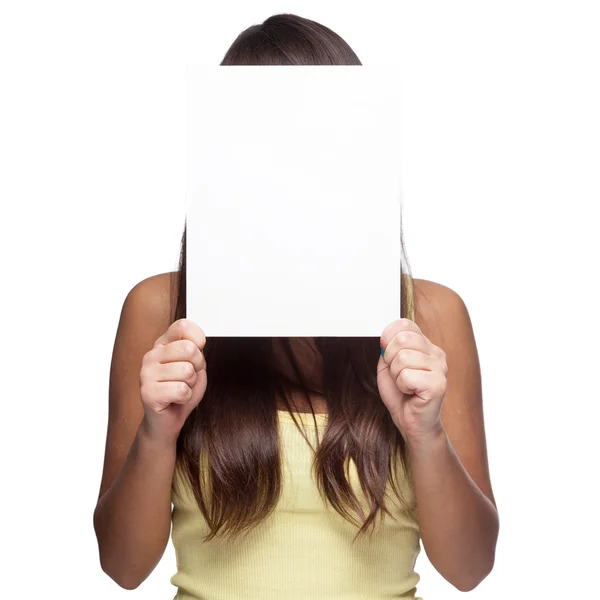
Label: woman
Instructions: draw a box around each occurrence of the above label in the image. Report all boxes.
[93,13,499,599]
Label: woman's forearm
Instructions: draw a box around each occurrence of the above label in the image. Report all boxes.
[93,419,176,589]
[406,425,499,592]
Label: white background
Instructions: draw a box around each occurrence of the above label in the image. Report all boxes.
[1,1,599,599]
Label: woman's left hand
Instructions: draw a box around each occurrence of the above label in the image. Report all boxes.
[377,318,448,444]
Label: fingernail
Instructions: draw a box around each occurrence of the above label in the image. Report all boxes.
[380,347,385,357]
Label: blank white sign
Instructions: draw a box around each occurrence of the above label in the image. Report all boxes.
[186,65,404,336]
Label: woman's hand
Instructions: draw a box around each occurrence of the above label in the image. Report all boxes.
[139,318,207,443]
[377,318,448,444]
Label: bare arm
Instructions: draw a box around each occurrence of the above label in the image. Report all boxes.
[409,279,499,591]
[93,273,177,589]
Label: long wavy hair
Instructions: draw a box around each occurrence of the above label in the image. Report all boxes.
[171,13,417,544]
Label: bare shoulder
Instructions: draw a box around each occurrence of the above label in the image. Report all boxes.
[411,277,469,342]
[412,276,462,300]
[126,270,181,325]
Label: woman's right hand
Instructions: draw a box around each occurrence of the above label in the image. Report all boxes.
[139,318,207,443]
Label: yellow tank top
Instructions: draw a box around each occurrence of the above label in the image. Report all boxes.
[170,277,423,599]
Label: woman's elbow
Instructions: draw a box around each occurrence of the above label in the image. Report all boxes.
[99,555,146,591]
[454,555,496,592]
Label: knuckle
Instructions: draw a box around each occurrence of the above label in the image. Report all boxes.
[397,348,411,362]
[396,332,411,346]
[176,381,190,398]
[140,382,152,403]
[141,368,155,388]
[176,318,205,346]
[183,362,195,378]
[182,318,194,331]
[141,349,153,365]
[434,346,446,359]
[175,318,191,336]
[197,329,206,349]
[182,340,197,357]
[435,349,447,366]
[139,363,149,381]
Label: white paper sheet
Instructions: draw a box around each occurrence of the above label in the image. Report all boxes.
[186,66,404,337]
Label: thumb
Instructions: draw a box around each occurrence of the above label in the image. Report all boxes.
[184,369,208,417]
[376,353,404,407]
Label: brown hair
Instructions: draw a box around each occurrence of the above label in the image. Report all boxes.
[171,13,417,543]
